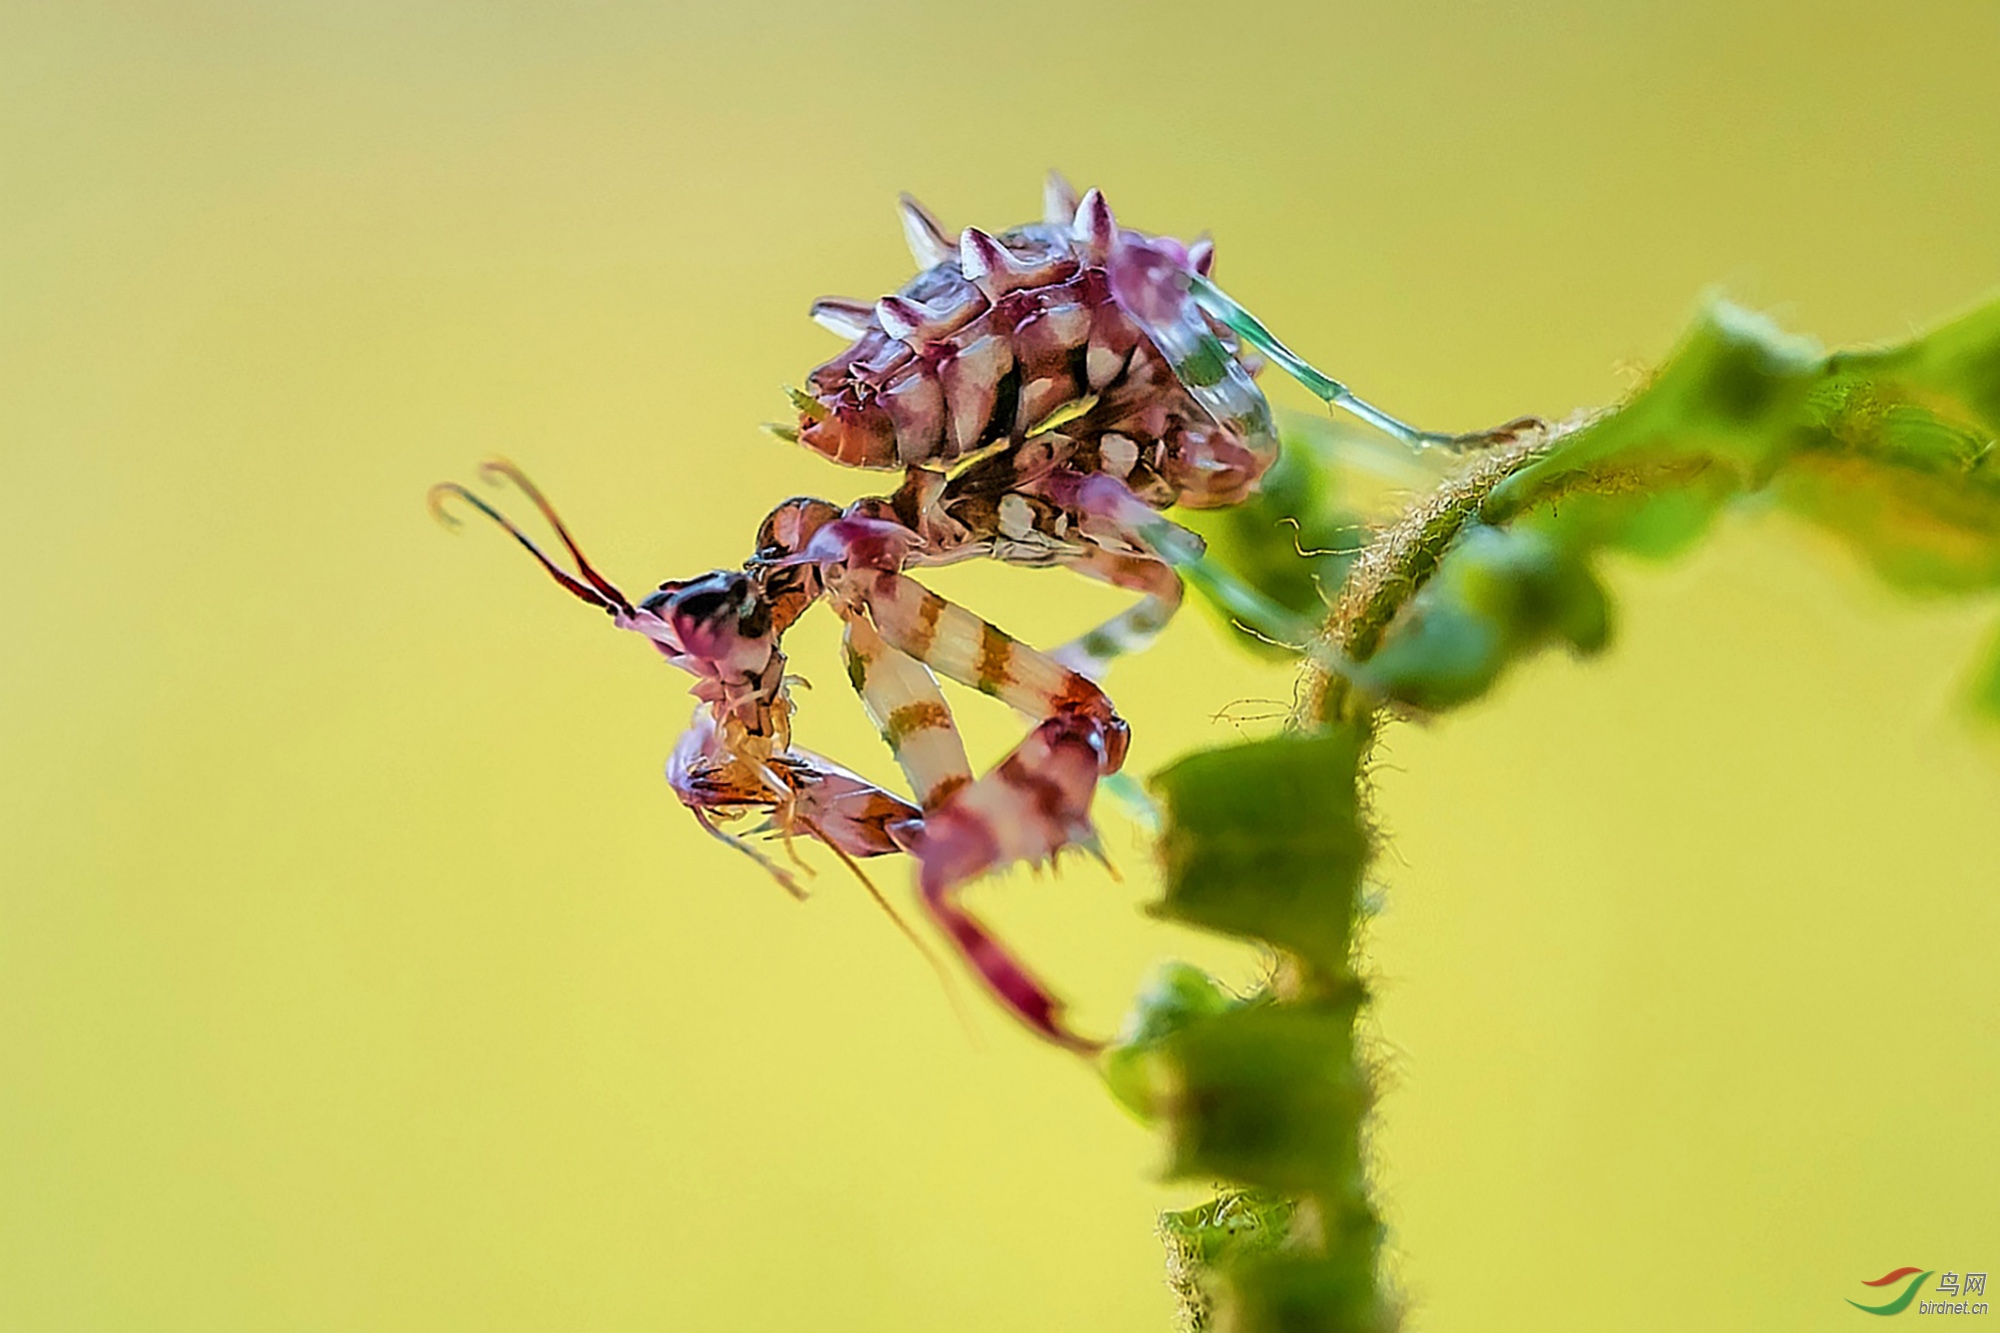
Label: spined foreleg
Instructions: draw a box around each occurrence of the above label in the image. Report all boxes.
[909,701,1116,1051]
[666,710,922,881]
[844,566,1128,761]
[830,565,1127,1048]
[839,611,974,812]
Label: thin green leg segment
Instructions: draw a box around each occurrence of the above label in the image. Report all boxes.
[1191,275,1462,449]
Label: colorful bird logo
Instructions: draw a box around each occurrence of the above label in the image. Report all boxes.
[1848,1267,1933,1316]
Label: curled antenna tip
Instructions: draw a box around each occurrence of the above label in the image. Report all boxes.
[426,481,474,529]
[425,460,634,614]
[477,456,533,492]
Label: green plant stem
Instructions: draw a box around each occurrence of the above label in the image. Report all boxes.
[1304,425,1568,726]
[1111,295,2000,1332]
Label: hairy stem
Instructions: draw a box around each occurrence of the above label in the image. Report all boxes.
[1304,424,1568,726]
[1112,295,2000,1332]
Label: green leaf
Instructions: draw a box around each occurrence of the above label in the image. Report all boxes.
[1158,1190,1299,1276]
[1127,293,2000,1333]
[1150,1002,1369,1195]
[1157,1191,1303,1333]
[1488,302,1823,530]
[1486,298,2000,571]
[1130,724,1385,1329]
[1102,961,1251,1123]
[1360,524,1611,710]
[1855,295,2000,432]
[1150,729,1372,976]
[1356,295,2000,713]
[1218,1250,1392,1333]
[1769,450,2000,592]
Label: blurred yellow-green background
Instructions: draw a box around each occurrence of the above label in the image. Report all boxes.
[5,3,1997,1329]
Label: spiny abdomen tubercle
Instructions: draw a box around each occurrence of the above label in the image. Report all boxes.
[800,253,1147,470]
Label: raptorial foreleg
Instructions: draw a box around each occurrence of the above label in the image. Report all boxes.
[827,565,1126,1049]
[666,709,922,879]
[846,566,1126,754]
[909,698,1117,1050]
[838,611,973,811]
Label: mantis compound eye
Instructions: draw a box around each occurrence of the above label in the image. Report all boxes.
[643,572,772,660]
[753,496,842,563]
